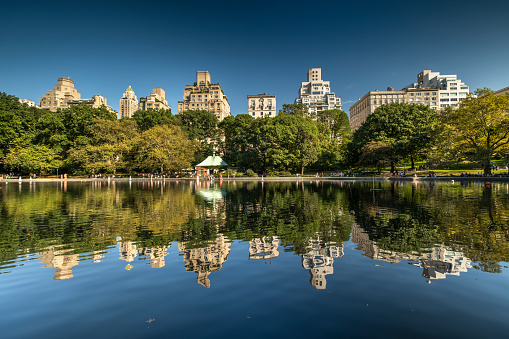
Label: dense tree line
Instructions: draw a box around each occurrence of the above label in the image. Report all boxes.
[1,88,508,176]
[0,92,197,175]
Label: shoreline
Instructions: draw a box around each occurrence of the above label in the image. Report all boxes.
[2,176,509,183]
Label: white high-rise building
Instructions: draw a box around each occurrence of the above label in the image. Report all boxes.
[119,86,138,119]
[294,68,342,115]
[405,70,470,108]
[247,94,276,118]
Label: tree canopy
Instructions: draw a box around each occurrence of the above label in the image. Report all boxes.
[439,88,509,174]
[349,103,437,171]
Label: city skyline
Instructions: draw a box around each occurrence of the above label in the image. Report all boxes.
[1,0,508,116]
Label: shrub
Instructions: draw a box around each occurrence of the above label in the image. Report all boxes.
[246,169,257,177]
[223,169,236,177]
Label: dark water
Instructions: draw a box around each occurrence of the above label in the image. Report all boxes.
[1,179,508,338]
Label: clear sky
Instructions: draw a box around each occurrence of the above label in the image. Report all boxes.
[1,0,508,116]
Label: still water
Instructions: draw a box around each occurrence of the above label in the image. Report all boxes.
[1,179,508,338]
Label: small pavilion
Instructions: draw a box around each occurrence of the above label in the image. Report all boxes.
[195,147,229,176]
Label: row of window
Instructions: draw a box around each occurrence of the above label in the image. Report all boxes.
[251,112,274,116]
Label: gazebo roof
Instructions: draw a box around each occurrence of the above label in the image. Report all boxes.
[196,155,229,168]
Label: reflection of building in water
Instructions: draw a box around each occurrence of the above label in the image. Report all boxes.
[301,236,344,289]
[249,236,280,260]
[39,246,79,280]
[178,234,231,288]
[351,223,471,279]
[119,241,138,263]
[92,250,104,263]
[418,247,471,279]
[119,241,169,268]
[138,247,169,268]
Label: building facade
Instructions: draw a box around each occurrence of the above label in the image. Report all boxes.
[247,94,276,118]
[404,70,469,109]
[494,86,509,96]
[119,85,138,118]
[294,68,342,115]
[19,99,35,107]
[349,87,439,130]
[138,88,170,111]
[350,70,469,130]
[177,71,231,121]
[67,95,114,112]
[40,77,81,111]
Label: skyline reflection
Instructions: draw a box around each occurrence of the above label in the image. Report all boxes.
[1,179,508,289]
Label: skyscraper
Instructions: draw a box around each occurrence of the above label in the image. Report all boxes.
[177,71,231,121]
[138,88,170,111]
[294,68,342,115]
[119,85,138,119]
[40,77,81,111]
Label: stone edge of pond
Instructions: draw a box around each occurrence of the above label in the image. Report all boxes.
[2,176,509,182]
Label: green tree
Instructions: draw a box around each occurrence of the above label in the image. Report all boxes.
[279,103,310,117]
[357,141,395,174]
[4,144,62,175]
[349,103,437,172]
[0,93,34,157]
[67,119,139,175]
[316,109,351,170]
[439,88,509,175]
[178,110,220,163]
[219,114,258,169]
[272,113,319,174]
[135,125,197,173]
[131,108,176,132]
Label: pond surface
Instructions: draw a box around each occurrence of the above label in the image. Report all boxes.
[1,179,509,338]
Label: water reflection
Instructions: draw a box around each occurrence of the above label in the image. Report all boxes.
[301,235,343,289]
[249,236,280,260]
[39,246,79,280]
[179,234,231,288]
[352,223,471,280]
[1,180,508,289]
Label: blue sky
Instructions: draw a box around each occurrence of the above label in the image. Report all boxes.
[1,0,508,116]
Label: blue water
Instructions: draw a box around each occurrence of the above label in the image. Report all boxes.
[1,180,508,338]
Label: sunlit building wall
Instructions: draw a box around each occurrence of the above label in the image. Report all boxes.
[247,94,276,118]
[178,71,231,121]
[40,77,81,111]
[294,68,342,115]
[119,85,138,118]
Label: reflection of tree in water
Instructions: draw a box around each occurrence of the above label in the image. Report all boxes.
[352,222,471,280]
[348,181,509,273]
[211,181,353,255]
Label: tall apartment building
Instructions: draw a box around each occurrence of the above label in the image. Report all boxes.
[350,70,470,130]
[294,68,342,115]
[19,99,35,107]
[40,77,81,111]
[68,95,114,112]
[119,85,138,118]
[404,70,469,109]
[247,94,276,118]
[349,88,439,130]
[177,71,231,121]
[494,86,509,96]
[138,88,170,111]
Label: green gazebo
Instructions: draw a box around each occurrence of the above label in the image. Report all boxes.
[195,147,228,176]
